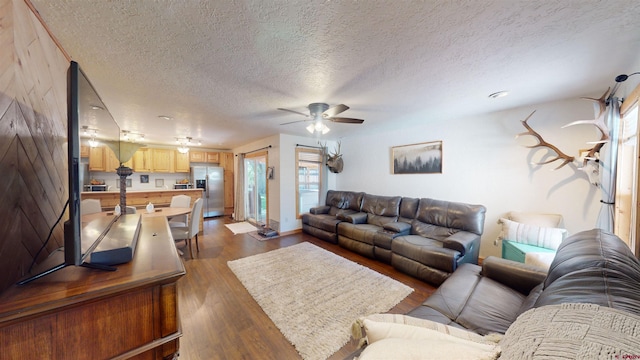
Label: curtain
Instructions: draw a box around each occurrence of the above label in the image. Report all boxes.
[596,97,621,231]
[234,153,246,221]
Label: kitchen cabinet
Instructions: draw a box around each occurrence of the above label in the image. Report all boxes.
[221,152,234,216]
[152,148,173,173]
[132,148,152,172]
[175,151,190,173]
[88,146,106,171]
[189,151,205,162]
[104,147,121,172]
[206,151,219,163]
[80,145,90,158]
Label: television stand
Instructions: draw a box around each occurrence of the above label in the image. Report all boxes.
[0,217,186,359]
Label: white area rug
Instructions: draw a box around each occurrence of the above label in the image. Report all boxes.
[224,221,257,234]
[227,242,414,360]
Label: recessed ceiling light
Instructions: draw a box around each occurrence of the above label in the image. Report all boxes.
[158,115,173,120]
[488,91,509,99]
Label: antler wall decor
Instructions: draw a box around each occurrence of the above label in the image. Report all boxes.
[516,88,611,183]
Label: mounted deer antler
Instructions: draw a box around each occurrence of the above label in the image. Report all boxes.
[516,88,611,171]
[564,88,611,168]
[516,111,575,170]
[326,141,343,173]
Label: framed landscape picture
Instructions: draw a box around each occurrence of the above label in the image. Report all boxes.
[392,140,442,174]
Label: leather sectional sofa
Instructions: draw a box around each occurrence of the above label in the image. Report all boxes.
[302,190,487,286]
[407,228,640,334]
[351,228,640,358]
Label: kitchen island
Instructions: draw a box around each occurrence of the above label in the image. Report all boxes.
[82,188,206,233]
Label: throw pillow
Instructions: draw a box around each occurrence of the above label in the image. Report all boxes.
[357,336,501,360]
[498,218,567,250]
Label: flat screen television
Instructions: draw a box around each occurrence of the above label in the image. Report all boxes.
[18,61,122,284]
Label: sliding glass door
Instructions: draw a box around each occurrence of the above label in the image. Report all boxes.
[244,151,267,226]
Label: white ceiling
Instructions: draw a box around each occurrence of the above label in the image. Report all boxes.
[30,0,640,150]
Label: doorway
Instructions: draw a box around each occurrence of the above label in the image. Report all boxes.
[244,151,268,226]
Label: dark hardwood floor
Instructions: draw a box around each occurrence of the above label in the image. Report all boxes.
[177,217,436,359]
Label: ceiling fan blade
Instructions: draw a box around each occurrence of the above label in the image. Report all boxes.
[329,117,364,124]
[322,104,349,118]
[277,108,309,117]
[280,119,309,125]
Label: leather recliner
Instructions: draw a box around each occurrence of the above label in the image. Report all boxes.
[336,194,403,258]
[391,198,487,286]
[301,190,364,243]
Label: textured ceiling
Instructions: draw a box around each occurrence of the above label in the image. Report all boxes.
[29,0,640,150]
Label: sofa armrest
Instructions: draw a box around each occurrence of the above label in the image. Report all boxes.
[382,222,411,236]
[343,212,368,224]
[442,231,479,257]
[481,256,547,295]
[310,205,330,215]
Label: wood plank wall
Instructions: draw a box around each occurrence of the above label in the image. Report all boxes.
[0,0,70,292]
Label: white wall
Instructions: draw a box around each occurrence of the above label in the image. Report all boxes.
[337,97,603,258]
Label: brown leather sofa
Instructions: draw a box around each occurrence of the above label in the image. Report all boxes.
[337,194,403,258]
[391,198,487,286]
[406,228,640,335]
[301,190,364,243]
[303,192,487,286]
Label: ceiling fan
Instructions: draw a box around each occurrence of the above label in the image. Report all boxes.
[278,103,364,134]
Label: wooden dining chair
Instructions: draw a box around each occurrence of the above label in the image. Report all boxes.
[170,198,203,258]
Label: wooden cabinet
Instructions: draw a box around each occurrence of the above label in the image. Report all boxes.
[132,148,152,172]
[175,151,190,173]
[88,146,106,171]
[104,146,121,172]
[206,151,219,163]
[221,152,234,216]
[189,151,205,162]
[80,145,90,158]
[152,148,173,173]
[0,217,185,359]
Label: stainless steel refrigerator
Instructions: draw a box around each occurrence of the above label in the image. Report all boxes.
[191,166,224,217]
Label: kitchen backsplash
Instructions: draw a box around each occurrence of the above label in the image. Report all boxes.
[88,171,191,191]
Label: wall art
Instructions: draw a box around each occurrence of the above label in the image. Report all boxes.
[392,140,442,174]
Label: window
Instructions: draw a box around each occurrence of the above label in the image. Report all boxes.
[296,148,323,218]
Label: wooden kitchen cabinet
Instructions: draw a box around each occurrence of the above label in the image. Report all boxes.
[104,146,121,172]
[80,145,90,158]
[206,151,219,163]
[221,152,234,216]
[152,149,173,173]
[175,151,190,173]
[132,148,152,172]
[88,146,106,171]
[189,151,205,162]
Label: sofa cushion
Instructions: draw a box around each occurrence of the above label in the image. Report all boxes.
[414,198,486,236]
[398,197,419,223]
[360,194,401,226]
[326,190,364,215]
[337,223,382,246]
[392,235,460,273]
[302,213,342,233]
